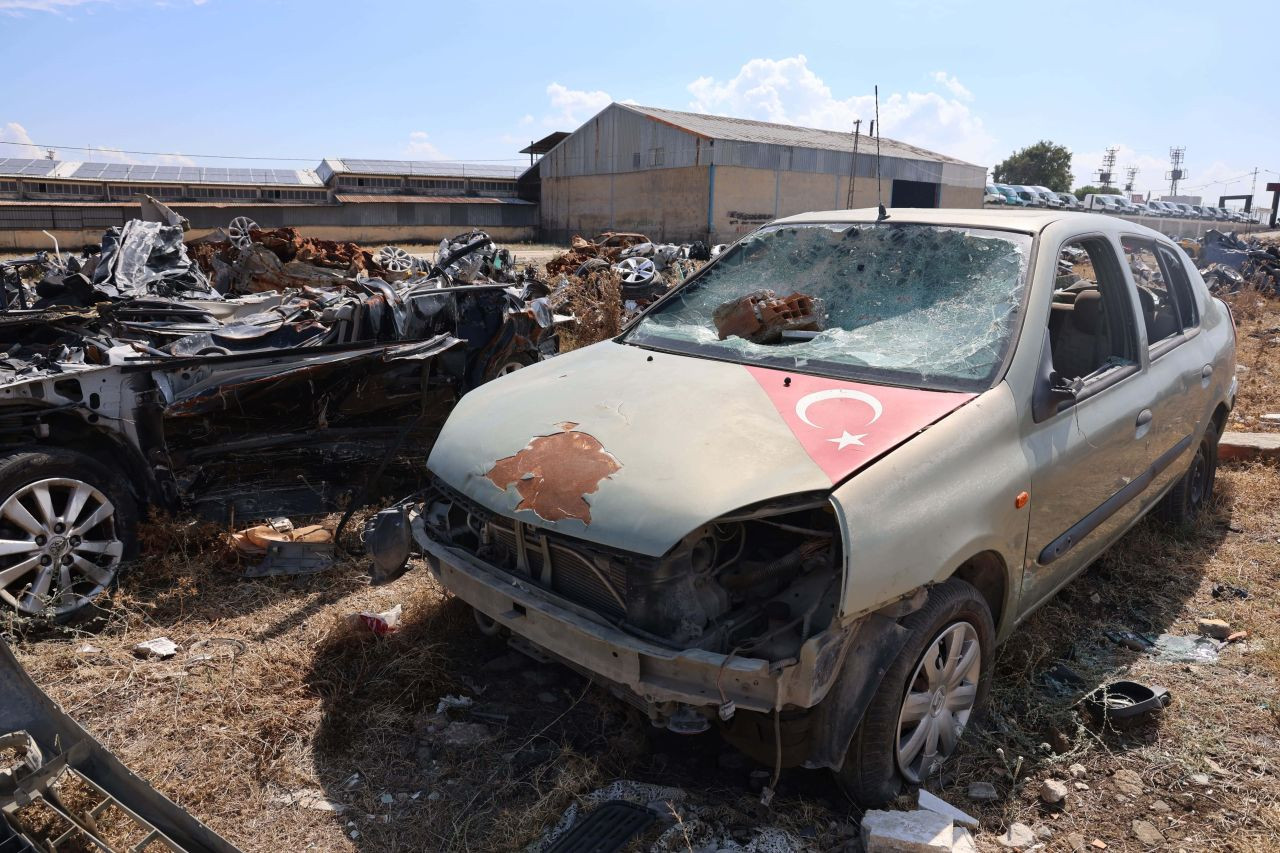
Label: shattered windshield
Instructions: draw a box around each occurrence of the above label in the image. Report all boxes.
[625,222,1033,391]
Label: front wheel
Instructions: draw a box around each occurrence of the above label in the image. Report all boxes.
[838,579,995,805]
[0,448,137,623]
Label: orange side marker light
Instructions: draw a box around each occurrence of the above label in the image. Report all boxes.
[1015,491,1030,509]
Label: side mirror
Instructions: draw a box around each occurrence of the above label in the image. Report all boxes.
[1032,335,1079,422]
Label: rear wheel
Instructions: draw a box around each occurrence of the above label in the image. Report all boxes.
[838,579,995,805]
[0,448,137,623]
[1157,422,1218,525]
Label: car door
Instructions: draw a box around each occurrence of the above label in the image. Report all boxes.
[1018,233,1153,614]
[1129,236,1211,498]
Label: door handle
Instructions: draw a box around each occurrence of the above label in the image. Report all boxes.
[1201,364,1213,379]
[1135,408,1153,428]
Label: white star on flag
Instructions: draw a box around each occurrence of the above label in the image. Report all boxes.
[827,431,867,450]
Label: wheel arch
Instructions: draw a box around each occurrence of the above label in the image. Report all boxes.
[5,413,162,510]
[949,550,1011,638]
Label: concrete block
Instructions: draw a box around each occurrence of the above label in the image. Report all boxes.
[1219,431,1280,462]
[861,808,953,852]
[917,788,979,829]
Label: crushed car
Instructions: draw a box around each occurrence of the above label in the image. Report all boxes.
[0,203,555,622]
[369,208,1235,805]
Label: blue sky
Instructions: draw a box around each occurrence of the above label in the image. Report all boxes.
[2,0,1277,203]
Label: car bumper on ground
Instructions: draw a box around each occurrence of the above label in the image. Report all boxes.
[416,534,855,720]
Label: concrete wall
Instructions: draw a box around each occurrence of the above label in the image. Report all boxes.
[0,200,537,251]
[541,163,986,244]
[540,165,709,243]
[710,166,981,240]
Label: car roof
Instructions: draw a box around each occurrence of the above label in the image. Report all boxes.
[771,207,1180,241]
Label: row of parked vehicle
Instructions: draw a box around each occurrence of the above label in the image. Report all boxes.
[984,183,1259,223]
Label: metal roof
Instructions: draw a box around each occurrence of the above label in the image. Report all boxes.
[519,132,571,155]
[0,158,322,186]
[333,194,533,205]
[322,158,524,180]
[617,104,979,167]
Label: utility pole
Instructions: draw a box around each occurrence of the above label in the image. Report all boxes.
[1096,147,1117,190]
[1166,147,1185,198]
[845,119,861,209]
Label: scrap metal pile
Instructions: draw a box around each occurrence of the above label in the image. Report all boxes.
[540,233,714,351]
[1179,229,1280,293]
[0,202,557,592]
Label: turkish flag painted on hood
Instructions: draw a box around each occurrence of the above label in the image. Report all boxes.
[745,365,974,484]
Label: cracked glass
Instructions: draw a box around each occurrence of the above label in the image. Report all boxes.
[625,222,1033,392]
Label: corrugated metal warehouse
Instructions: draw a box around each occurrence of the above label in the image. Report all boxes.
[538,103,987,243]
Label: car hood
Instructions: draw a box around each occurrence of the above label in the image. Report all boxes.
[427,341,973,557]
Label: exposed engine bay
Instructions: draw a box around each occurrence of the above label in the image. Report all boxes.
[420,482,842,662]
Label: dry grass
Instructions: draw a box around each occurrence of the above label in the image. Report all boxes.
[6,294,1280,853]
[1223,284,1280,432]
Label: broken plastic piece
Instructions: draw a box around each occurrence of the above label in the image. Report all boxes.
[1082,681,1171,727]
[132,638,180,660]
[348,603,403,636]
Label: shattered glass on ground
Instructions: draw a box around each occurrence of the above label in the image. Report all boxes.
[628,222,1032,391]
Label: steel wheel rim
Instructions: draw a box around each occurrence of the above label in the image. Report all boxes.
[497,360,525,376]
[896,621,981,782]
[1188,447,1208,508]
[0,478,123,616]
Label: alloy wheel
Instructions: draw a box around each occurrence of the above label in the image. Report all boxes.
[896,621,982,782]
[0,478,124,616]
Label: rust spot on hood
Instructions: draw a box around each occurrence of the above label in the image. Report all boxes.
[486,424,620,524]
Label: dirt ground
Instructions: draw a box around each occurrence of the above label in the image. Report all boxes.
[6,299,1280,852]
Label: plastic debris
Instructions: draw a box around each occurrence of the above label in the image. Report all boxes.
[348,603,403,636]
[131,638,180,659]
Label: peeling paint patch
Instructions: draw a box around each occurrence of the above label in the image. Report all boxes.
[486,424,620,524]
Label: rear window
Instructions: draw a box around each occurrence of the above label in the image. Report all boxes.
[625,222,1034,392]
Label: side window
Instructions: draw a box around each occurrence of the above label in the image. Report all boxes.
[1047,238,1139,383]
[1122,236,1182,347]
[1154,243,1199,330]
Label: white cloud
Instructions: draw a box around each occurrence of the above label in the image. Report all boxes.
[543,83,612,128]
[931,71,972,101]
[0,122,46,158]
[404,131,445,159]
[686,56,997,166]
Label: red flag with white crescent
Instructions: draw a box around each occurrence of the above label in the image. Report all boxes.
[745,366,973,484]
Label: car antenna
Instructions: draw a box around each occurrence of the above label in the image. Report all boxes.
[874,85,888,222]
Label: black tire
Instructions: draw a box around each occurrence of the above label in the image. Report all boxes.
[484,351,536,382]
[838,579,995,805]
[0,447,138,624]
[1156,421,1219,526]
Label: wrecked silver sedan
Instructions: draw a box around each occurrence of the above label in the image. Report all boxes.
[375,209,1235,803]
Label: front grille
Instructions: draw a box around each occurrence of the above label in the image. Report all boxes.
[487,518,628,618]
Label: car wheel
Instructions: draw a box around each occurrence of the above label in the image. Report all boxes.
[1156,421,1219,526]
[485,352,536,382]
[0,448,137,623]
[838,578,995,805]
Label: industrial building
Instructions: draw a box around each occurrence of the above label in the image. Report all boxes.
[536,103,988,242]
[1,105,988,249]
[0,156,532,249]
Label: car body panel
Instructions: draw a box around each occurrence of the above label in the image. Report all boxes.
[426,340,974,558]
